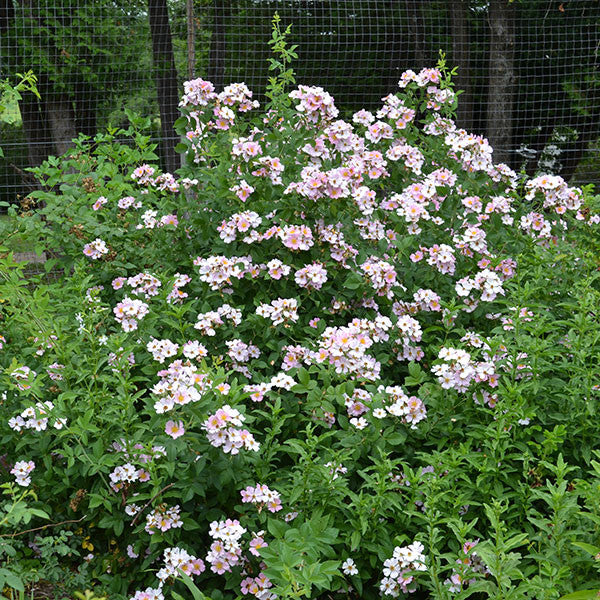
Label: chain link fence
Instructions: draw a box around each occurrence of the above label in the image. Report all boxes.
[1,0,599,211]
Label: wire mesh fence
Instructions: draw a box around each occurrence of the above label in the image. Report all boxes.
[1,0,599,212]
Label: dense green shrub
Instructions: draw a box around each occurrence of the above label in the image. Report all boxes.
[1,40,600,600]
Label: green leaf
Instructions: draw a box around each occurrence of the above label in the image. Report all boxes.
[0,567,24,592]
[267,519,288,539]
[297,367,310,386]
[572,541,600,556]
[558,592,600,600]
[177,569,212,600]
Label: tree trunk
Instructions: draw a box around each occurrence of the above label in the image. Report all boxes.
[44,96,78,156]
[73,76,98,138]
[383,1,406,92]
[186,0,196,80]
[486,0,516,167]
[19,94,53,167]
[207,0,228,92]
[405,1,427,72]
[449,0,473,132]
[148,0,180,174]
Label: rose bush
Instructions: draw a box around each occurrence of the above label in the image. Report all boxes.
[1,30,600,600]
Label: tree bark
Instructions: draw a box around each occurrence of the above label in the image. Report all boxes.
[405,1,427,72]
[486,0,516,167]
[382,1,405,92]
[73,76,98,138]
[449,0,473,132]
[207,0,228,92]
[148,0,180,174]
[186,0,196,80]
[19,94,53,167]
[44,96,78,156]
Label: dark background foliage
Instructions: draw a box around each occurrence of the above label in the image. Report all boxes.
[1,0,599,206]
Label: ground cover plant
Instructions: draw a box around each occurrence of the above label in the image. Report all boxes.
[1,21,600,600]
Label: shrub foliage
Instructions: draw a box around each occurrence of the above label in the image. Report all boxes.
[1,40,600,600]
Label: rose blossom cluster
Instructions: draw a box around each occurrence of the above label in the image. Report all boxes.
[354,217,387,241]
[129,588,163,600]
[256,298,299,326]
[315,220,358,266]
[252,154,285,185]
[83,238,108,260]
[10,365,35,390]
[109,462,150,492]
[46,362,65,381]
[525,174,583,213]
[240,484,283,513]
[152,360,211,414]
[218,211,262,243]
[361,257,399,298]
[381,385,427,428]
[10,460,35,487]
[432,347,499,393]
[147,338,179,363]
[118,195,141,210]
[310,317,393,381]
[455,269,505,304]
[122,272,162,297]
[130,164,155,185]
[243,381,272,403]
[265,259,291,280]
[240,573,275,599]
[294,262,328,290]
[226,339,260,364]
[202,405,259,453]
[289,85,339,123]
[343,388,373,429]
[8,401,67,432]
[92,195,107,211]
[230,179,255,202]
[279,224,314,251]
[398,67,441,88]
[520,211,552,240]
[110,441,165,492]
[206,518,246,574]
[231,137,262,162]
[156,546,205,585]
[395,315,424,361]
[195,303,242,335]
[113,297,150,331]
[196,255,253,290]
[416,244,456,275]
[379,541,427,597]
[145,504,183,535]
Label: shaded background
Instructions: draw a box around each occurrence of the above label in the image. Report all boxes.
[1,0,599,209]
